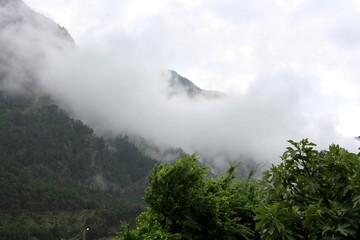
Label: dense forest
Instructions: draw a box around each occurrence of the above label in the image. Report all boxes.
[118,139,360,240]
[0,91,157,239]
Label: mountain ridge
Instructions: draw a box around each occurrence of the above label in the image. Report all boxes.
[168,69,225,99]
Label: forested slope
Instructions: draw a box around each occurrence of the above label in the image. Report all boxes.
[0,91,157,239]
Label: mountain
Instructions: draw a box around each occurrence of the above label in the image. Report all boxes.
[0,2,158,239]
[0,92,156,191]
[0,0,73,96]
[131,135,187,162]
[0,91,157,239]
[0,1,229,238]
[168,70,224,99]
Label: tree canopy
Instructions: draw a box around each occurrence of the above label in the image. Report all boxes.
[118,139,360,240]
[118,154,262,240]
[256,139,360,239]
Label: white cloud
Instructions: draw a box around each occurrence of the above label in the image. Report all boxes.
[11,0,360,164]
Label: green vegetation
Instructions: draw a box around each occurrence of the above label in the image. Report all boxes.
[0,92,156,239]
[117,154,261,240]
[2,91,360,239]
[118,139,360,240]
[257,139,360,239]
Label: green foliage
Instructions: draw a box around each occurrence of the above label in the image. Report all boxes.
[0,92,156,239]
[119,139,360,240]
[3,92,360,239]
[117,154,261,240]
[255,139,360,239]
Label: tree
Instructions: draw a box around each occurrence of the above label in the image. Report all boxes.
[118,139,360,240]
[117,154,260,240]
[255,139,360,239]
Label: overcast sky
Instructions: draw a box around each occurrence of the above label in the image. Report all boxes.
[19,0,360,165]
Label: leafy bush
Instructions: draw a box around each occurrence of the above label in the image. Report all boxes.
[118,140,360,240]
[117,154,261,240]
[256,139,360,239]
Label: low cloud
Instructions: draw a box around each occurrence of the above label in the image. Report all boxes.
[2,0,360,168]
[0,0,72,94]
[38,42,354,167]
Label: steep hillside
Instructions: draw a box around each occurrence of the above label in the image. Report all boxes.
[0,0,73,97]
[168,70,224,99]
[0,91,157,239]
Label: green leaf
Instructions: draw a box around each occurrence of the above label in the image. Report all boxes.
[322,225,332,236]
[352,194,360,208]
[336,223,356,237]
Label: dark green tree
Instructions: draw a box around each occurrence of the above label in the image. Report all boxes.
[117,154,261,240]
[255,139,360,239]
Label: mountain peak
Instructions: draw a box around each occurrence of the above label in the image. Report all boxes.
[168,69,225,99]
[0,0,74,96]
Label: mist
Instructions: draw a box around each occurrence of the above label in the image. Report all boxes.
[37,40,354,167]
[2,0,360,168]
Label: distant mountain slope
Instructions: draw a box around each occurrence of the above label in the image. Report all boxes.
[168,70,224,99]
[0,0,73,96]
[0,91,157,239]
[0,92,156,188]
[0,1,230,238]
